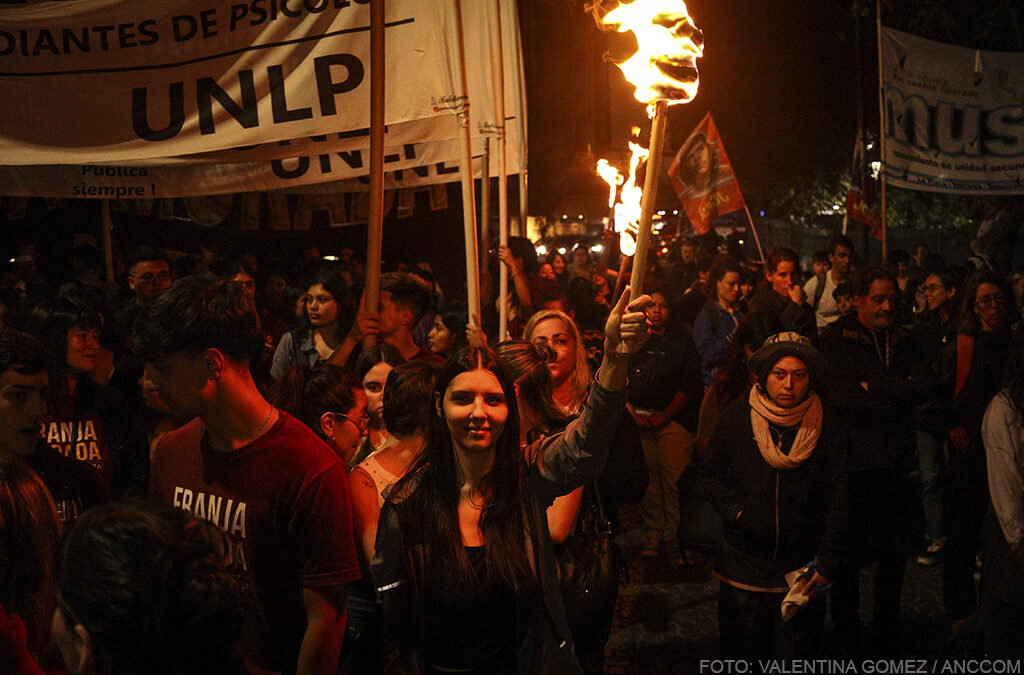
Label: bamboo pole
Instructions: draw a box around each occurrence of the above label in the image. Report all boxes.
[363,0,386,347]
[454,0,481,319]
[742,204,766,263]
[510,0,528,238]
[101,200,114,283]
[481,137,491,303]
[627,100,668,303]
[875,0,888,258]
[493,0,510,341]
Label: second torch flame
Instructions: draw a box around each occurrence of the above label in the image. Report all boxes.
[595,130,649,258]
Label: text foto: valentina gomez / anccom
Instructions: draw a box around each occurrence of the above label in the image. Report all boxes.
[698,659,1023,675]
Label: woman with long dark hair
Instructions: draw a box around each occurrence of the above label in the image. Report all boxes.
[547,251,570,292]
[270,269,353,379]
[353,345,405,465]
[26,294,148,498]
[372,291,649,672]
[427,303,470,362]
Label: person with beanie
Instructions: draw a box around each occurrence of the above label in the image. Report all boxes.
[696,332,846,660]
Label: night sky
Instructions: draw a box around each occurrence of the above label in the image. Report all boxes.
[520,0,867,217]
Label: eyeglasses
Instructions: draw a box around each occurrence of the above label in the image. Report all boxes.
[135,271,171,284]
[975,294,1006,309]
[334,411,369,435]
[921,284,945,293]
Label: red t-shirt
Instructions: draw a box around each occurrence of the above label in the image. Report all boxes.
[410,346,445,367]
[150,410,360,673]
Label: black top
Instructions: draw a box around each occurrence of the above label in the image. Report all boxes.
[423,546,518,673]
[818,313,936,473]
[26,440,110,511]
[746,288,818,342]
[696,397,847,586]
[626,330,703,432]
[947,328,1014,454]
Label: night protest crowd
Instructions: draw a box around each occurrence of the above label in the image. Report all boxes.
[2,227,1024,674]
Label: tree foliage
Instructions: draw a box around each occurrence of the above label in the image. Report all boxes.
[884,0,1023,51]
[774,1,1024,234]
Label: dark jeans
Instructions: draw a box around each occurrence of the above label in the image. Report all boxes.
[718,582,827,660]
[942,450,989,620]
[915,430,945,544]
[340,580,384,675]
[981,532,1024,658]
[830,469,909,656]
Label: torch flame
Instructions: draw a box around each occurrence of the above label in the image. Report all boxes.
[616,137,649,256]
[595,159,623,209]
[594,0,703,107]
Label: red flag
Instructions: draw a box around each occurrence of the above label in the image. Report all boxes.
[667,112,746,236]
[846,124,881,239]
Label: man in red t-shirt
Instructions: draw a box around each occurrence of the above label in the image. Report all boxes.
[135,274,359,675]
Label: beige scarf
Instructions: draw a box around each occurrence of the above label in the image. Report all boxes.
[748,386,823,470]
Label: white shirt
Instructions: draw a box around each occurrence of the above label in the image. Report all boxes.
[983,391,1024,551]
[803,272,840,330]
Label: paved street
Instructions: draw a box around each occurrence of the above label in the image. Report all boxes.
[603,504,950,674]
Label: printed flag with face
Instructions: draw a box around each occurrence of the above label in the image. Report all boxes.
[667,112,745,235]
[846,124,881,239]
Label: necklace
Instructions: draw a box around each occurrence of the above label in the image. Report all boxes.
[244,405,276,445]
[870,330,891,369]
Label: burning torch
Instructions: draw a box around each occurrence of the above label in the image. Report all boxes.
[597,132,650,300]
[592,0,703,303]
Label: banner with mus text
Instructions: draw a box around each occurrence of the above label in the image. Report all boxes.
[881,27,1024,195]
[0,0,523,197]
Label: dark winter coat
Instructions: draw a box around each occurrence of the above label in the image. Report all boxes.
[695,396,846,587]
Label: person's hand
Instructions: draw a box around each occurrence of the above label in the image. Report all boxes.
[800,571,830,598]
[349,291,380,341]
[605,286,651,357]
[629,409,650,430]
[949,427,969,453]
[789,284,806,305]
[466,313,488,349]
[356,312,381,340]
[497,245,523,276]
[649,412,668,430]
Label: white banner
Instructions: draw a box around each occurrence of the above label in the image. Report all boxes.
[881,27,1024,194]
[0,0,524,197]
[0,121,520,197]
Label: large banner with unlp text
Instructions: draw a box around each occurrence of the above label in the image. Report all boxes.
[0,0,523,196]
